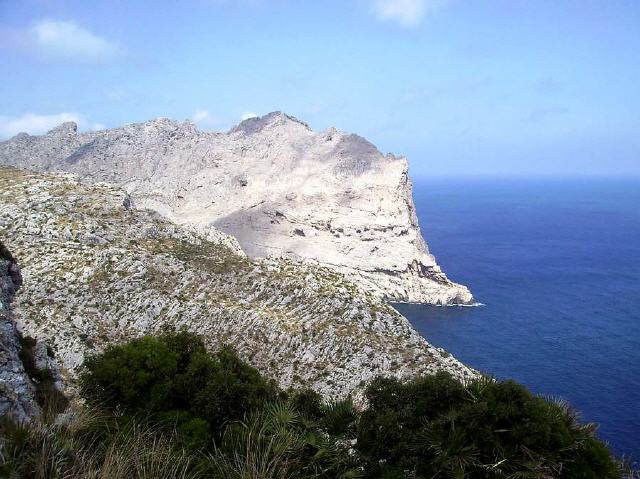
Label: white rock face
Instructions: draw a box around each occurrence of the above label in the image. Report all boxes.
[0,112,472,305]
[0,168,476,401]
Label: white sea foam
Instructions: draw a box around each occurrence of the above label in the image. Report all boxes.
[390,301,486,307]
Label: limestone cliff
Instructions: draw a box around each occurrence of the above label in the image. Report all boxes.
[0,167,475,401]
[0,113,472,305]
[0,242,62,421]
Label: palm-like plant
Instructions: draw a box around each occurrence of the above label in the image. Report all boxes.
[414,410,481,479]
[208,400,362,479]
[0,409,200,479]
[320,397,358,439]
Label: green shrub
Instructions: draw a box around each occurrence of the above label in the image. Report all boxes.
[289,388,324,420]
[356,372,623,479]
[206,401,362,479]
[80,330,278,448]
[321,396,358,438]
[81,335,179,412]
[21,332,621,479]
[189,346,279,437]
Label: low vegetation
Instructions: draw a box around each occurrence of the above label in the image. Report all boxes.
[0,331,630,478]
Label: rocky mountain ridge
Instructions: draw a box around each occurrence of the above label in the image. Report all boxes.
[0,167,475,414]
[0,112,473,305]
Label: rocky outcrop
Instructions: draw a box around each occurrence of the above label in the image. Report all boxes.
[0,241,64,422]
[0,244,39,420]
[0,113,472,305]
[0,167,475,400]
[0,241,39,421]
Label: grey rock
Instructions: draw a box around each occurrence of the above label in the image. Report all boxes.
[0,242,38,421]
[0,112,473,305]
[0,167,477,401]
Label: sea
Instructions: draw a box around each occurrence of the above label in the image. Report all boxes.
[394,176,640,461]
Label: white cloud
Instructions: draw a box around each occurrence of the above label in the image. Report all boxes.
[29,19,118,61]
[241,112,258,121]
[0,112,103,139]
[372,0,449,28]
[193,109,211,123]
[191,109,223,130]
[0,112,79,139]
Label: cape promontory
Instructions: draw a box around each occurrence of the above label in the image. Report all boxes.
[0,112,472,305]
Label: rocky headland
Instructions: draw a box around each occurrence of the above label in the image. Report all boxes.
[0,167,475,419]
[0,112,472,305]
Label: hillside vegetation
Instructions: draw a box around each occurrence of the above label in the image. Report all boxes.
[0,331,626,479]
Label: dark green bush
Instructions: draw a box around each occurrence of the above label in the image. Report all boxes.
[82,335,179,412]
[290,388,324,420]
[356,372,622,479]
[80,330,278,448]
[189,346,280,435]
[321,396,358,438]
[75,332,624,478]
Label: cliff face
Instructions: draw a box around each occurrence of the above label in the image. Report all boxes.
[0,241,38,421]
[0,167,475,401]
[0,242,62,421]
[0,113,472,305]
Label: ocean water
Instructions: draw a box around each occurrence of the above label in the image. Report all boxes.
[395,177,640,460]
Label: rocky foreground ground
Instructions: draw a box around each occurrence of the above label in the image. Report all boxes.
[0,167,475,420]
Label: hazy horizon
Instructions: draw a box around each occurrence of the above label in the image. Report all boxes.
[1,0,638,177]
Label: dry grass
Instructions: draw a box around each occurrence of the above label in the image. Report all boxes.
[0,408,201,479]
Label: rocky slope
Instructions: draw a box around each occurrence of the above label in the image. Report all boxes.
[0,167,475,404]
[0,113,472,305]
[0,241,39,421]
[0,241,62,422]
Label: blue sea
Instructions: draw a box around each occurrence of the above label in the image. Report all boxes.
[395,177,640,460]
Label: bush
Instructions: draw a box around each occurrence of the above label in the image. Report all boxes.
[206,401,362,479]
[81,335,179,412]
[24,331,620,479]
[320,396,358,438]
[80,330,278,448]
[189,346,280,437]
[356,372,623,479]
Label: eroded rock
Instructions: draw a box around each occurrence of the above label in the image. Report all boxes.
[0,167,476,401]
[0,112,473,305]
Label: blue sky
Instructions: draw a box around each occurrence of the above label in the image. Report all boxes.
[1,0,639,176]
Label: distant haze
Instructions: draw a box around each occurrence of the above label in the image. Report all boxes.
[1,0,638,176]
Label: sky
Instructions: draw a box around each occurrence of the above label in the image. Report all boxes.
[1,0,639,176]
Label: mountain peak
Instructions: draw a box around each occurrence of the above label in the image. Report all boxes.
[229,111,311,135]
[48,121,78,136]
[140,117,182,129]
